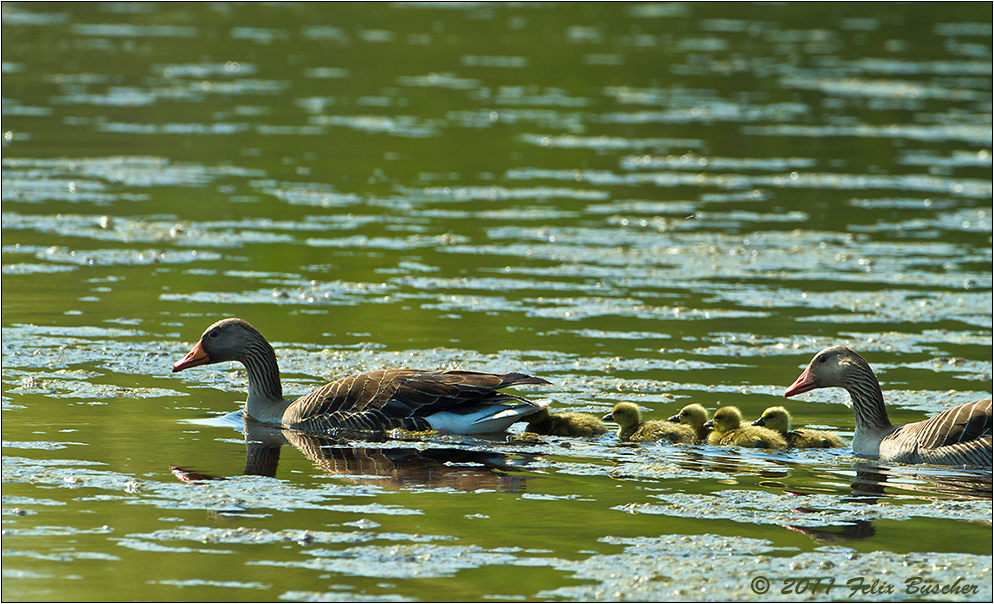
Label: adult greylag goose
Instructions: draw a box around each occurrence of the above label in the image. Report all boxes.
[703,406,788,449]
[172,318,550,435]
[602,402,696,443]
[667,403,711,441]
[752,406,844,448]
[784,346,992,467]
[525,408,608,437]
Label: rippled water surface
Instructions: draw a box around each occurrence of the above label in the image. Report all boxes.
[2,3,992,602]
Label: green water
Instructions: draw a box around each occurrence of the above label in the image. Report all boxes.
[2,2,991,602]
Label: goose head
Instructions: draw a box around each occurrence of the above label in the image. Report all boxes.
[668,403,708,428]
[173,318,266,372]
[703,406,743,433]
[602,402,641,429]
[753,406,791,432]
[784,345,869,397]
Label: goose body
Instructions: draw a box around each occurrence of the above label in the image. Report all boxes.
[704,406,788,449]
[525,408,608,437]
[667,403,711,441]
[172,318,550,435]
[753,406,844,448]
[602,402,696,443]
[785,346,992,467]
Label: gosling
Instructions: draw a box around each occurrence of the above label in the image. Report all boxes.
[525,408,608,437]
[704,406,788,449]
[752,406,844,448]
[602,402,696,443]
[667,403,711,441]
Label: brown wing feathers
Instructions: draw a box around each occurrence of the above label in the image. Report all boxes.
[388,371,550,414]
[282,370,550,432]
[902,399,993,449]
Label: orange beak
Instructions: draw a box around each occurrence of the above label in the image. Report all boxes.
[172,340,210,372]
[784,365,816,397]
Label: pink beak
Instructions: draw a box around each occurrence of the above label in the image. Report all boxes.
[784,365,817,397]
[172,340,210,372]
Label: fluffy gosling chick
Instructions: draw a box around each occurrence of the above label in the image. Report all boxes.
[602,402,696,443]
[704,406,788,449]
[667,403,711,441]
[753,406,844,448]
[525,408,608,437]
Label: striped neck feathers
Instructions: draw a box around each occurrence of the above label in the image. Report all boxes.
[239,336,287,421]
[841,356,893,432]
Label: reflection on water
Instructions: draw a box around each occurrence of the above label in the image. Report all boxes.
[173,417,539,493]
[2,2,991,602]
[849,462,994,502]
[783,519,876,544]
[283,433,532,493]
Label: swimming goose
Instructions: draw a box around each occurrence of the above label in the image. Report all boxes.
[703,406,788,448]
[784,346,992,467]
[602,402,696,443]
[525,408,608,437]
[667,403,711,441]
[172,318,550,435]
[753,406,844,448]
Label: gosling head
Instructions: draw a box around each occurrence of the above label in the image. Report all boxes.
[668,403,709,428]
[703,406,743,433]
[753,406,792,433]
[526,407,552,424]
[602,402,642,429]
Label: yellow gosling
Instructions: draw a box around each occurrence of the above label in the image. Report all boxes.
[753,406,844,448]
[704,406,788,449]
[667,403,711,441]
[525,408,608,437]
[602,402,696,444]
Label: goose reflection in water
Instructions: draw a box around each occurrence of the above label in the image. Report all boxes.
[776,464,991,545]
[783,519,876,544]
[662,445,992,502]
[847,462,993,503]
[171,413,540,493]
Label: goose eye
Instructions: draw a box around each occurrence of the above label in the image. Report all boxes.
[817,354,827,363]
[208,329,219,339]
